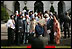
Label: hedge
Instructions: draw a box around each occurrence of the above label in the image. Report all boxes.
[1,5,9,22]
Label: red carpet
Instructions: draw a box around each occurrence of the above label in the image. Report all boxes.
[27,45,55,48]
[45,46,55,48]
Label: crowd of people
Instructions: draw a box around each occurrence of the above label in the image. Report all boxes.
[6,9,71,46]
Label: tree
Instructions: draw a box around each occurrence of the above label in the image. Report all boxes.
[1,5,9,22]
[23,6,27,11]
[50,5,55,13]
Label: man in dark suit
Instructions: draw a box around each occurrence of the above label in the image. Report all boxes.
[7,15,15,46]
[47,14,54,44]
[63,12,71,38]
[16,15,25,45]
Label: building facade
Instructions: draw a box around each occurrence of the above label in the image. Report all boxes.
[1,1,71,15]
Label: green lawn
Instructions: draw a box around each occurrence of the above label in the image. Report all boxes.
[56,46,71,48]
[1,46,27,48]
[1,46,71,48]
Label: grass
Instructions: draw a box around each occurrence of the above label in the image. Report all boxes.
[56,46,71,48]
[1,46,71,48]
[1,46,27,48]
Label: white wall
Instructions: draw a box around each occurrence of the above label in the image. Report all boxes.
[42,1,51,12]
[18,1,25,12]
[53,1,59,13]
[64,1,71,11]
[4,1,14,12]
[4,1,71,14]
[26,1,36,11]
[18,1,36,12]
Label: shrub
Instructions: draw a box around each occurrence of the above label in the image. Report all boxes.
[50,5,55,13]
[1,5,9,22]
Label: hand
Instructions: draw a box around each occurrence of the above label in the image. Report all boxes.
[47,30,51,34]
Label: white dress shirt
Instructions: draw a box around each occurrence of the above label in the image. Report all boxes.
[6,19,15,29]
